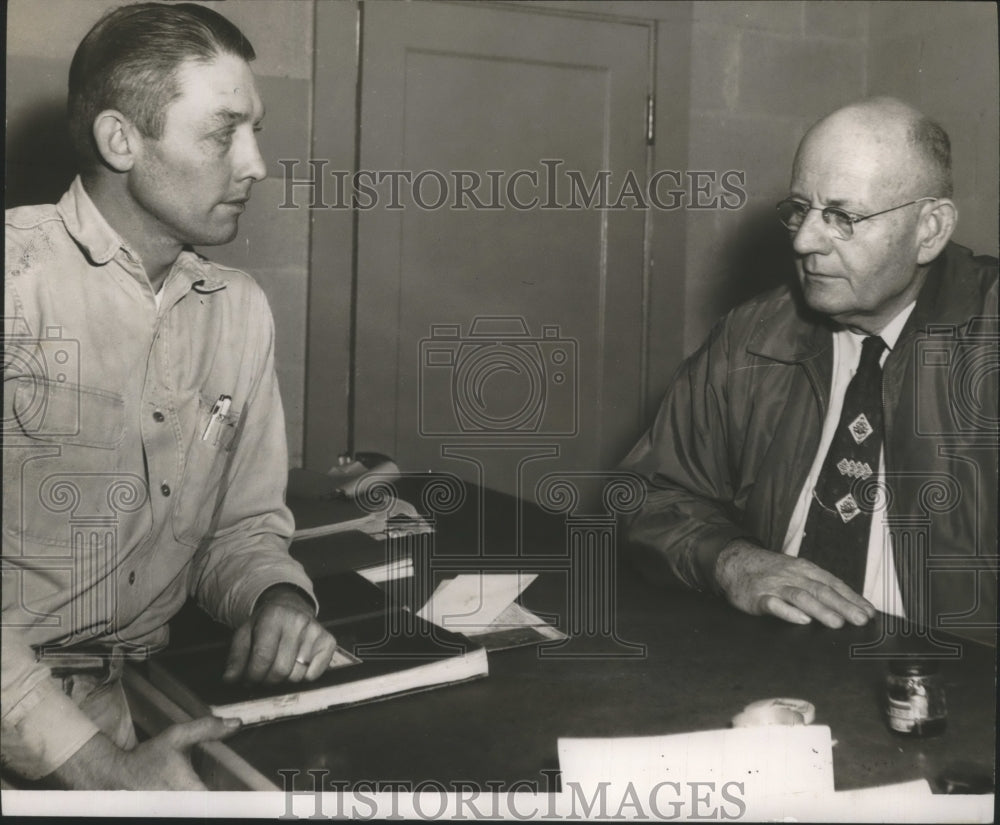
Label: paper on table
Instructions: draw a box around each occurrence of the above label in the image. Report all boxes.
[417,573,537,632]
[558,725,835,801]
[356,558,414,584]
[462,601,560,637]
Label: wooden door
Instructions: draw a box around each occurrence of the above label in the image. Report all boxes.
[354,1,651,502]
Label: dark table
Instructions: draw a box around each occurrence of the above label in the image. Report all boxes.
[198,481,996,794]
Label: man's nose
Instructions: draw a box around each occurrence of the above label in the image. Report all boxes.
[237,132,268,183]
[791,208,834,256]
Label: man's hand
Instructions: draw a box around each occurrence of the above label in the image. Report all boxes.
[714,539,876,628]
[48,716,240,790]
[223,584,338,684]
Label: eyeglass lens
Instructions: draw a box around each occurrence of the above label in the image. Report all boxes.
[777,202,853,238]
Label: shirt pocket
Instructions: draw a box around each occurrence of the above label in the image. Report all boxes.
[170,394,241,549]
[3,377,129,547]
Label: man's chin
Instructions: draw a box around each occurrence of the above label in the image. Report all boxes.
[191,221,241,248]
[801,279,849,315]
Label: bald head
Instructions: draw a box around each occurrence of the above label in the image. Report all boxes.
[784,97,958,334]
[793,97,953,200]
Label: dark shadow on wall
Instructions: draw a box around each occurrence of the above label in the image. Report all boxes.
[720,203,797,310]
[682,201,798,361]
[6,98,77,208]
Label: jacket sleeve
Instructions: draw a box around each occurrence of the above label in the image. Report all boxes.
[619,316,758,593]
[186,285,317,628]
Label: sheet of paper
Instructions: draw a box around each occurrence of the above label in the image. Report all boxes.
[558,725,835,804]
[416,573,537,631]
[327,646,362,669]
[356,558,414,583]
[462,601,552,635]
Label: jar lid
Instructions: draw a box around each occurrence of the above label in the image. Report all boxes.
[888,658,942,676]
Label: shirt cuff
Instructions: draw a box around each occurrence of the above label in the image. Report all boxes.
[249,582,319,618]
[1,678,100,780]
[227,563,319,628]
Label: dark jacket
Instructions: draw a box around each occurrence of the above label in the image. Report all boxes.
[621,242,998,644]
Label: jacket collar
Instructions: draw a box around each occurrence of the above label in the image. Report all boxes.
[56,176,228,293]
[743,243,978,364]
[898,242,984,342]
[745,288,833,365]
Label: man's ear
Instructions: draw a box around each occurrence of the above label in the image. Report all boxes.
[916,198,957,265]
[92,110,139,172]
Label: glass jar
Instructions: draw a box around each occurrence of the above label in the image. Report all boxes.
[884,659,947,737]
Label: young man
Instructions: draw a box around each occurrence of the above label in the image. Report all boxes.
[4,3,336,789]
[621,98,997,643]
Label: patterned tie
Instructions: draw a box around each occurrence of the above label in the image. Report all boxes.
[799,335,887,593]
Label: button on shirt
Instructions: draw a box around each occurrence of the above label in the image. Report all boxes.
[782,305,916,617]
[3,178,316,778]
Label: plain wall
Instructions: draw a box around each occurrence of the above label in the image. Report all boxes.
[681,0,999,353]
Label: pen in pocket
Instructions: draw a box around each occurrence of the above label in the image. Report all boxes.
[202,394,232,442]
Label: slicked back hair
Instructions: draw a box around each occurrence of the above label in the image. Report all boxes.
[68,2,255,170]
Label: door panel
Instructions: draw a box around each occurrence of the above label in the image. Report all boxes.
[355,1,650,502]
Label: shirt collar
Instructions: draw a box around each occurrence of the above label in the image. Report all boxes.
[841,302,916,352]
[57,176,137,265]
[875,302,916,350]
[56,176,228,292]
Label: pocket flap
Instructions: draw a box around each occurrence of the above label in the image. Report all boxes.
[11,377,125,448]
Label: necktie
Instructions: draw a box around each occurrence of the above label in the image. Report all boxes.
[799,335,887,593]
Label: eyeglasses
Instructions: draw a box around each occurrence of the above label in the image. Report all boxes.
[776,197,937,240]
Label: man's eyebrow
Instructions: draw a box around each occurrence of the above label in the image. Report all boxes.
[787,192,858,210]
[205,107,255,128]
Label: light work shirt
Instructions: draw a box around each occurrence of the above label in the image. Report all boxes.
[3,178,315,778]
[782,305,915,617]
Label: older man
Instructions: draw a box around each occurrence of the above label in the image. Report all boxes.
[621,98,997,642]
[3,3,336,789]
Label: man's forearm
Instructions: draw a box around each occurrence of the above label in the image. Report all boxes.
[624,490,753,593]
